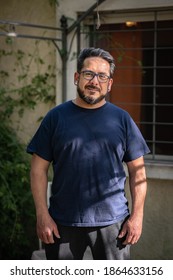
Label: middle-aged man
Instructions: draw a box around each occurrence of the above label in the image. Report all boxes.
[27,47,150,260]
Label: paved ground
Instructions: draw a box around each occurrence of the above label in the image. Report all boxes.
[31,247,92,260]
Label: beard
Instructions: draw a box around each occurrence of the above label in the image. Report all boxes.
[77,85,108,105]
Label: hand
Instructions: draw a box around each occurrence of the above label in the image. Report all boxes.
[118,216,143,245]
[36,212,60,244]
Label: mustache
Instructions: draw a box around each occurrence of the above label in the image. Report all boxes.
[85,85,100,92]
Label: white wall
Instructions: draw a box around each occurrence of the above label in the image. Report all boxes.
[57,0,173,13]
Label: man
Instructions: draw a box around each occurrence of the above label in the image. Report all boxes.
[27,47,150,260]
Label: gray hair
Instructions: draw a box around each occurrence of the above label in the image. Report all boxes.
[77,47,116,78]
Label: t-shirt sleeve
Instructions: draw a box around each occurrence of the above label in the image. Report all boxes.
[26,112,53,162]
[123,113,150,162]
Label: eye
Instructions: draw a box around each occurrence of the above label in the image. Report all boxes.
[98,73,107,80]
[85,71,94,78]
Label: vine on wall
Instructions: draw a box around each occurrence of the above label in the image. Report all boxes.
[0,38,56,121]
[0,37,56,259]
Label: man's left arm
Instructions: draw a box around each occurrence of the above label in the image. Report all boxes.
[119,156,147,245]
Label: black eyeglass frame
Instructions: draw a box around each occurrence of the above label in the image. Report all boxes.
[79,70,110,83]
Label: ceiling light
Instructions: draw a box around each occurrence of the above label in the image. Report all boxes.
[125,21,137,27]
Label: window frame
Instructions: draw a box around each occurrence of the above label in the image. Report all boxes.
[78,8,173,162]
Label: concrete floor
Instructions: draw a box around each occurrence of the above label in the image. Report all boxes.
[31,247,92,260]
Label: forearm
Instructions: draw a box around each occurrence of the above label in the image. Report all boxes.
[129,171,147,219]
[119,157,147,244]
[30,154,60,243]
[30,169,49,216]
[30,154,50,217]
[127,156,147,216]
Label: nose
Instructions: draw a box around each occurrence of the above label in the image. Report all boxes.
[90,73,99,83]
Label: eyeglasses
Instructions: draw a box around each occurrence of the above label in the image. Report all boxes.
[79,70,110,83]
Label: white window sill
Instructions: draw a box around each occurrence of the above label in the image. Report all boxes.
[124,161,173,180]
[145,161,173,180]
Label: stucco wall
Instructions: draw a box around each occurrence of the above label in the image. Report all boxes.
[125,163,173,260]
[0,0,56,143]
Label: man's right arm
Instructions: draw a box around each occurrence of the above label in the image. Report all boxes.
[30,153,60,243]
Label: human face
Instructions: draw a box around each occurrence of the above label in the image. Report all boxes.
[74,57,113,107]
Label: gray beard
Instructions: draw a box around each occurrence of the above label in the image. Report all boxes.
[77,87,107,105]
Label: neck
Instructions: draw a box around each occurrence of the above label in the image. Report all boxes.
[73,97,106,109]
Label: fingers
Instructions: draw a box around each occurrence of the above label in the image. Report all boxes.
[41,228,54,244]
[118,220,141,245]
[118,228,127,239]
[53,226,61,239]
[40,227,61,244]
[37,215,61,244]
[122,232,138,245]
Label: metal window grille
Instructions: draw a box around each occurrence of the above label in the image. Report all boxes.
[78,9,173,162]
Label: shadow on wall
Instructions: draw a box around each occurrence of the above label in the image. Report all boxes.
[126,178,173,260]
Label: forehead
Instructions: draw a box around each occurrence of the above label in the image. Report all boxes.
[83,57,110,72]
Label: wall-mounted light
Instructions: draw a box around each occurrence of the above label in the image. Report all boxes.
[125,21,137,27]
[0,19,61,42]
[7,24,17,37]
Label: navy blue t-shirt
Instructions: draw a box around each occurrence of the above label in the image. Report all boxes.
[27,101,150,226]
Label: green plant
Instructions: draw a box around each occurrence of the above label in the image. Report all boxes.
[0,121,38,259]
[49,0,59,6]
[0,37,56,259]
[0,39,56,121]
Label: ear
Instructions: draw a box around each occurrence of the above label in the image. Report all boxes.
[74,72,79,85]
[108,78,113,92]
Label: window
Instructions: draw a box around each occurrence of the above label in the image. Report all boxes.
[80,10,173,161]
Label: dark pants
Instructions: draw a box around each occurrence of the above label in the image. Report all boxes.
[45,219,130,260]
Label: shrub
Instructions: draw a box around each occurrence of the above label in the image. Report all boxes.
[0,37,55,259]
[0,121,38,259]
